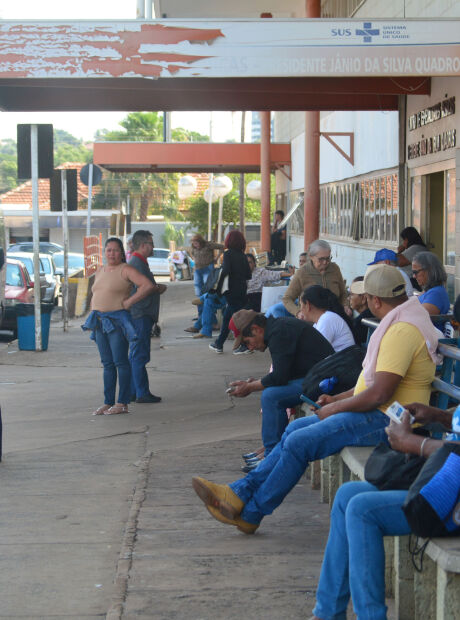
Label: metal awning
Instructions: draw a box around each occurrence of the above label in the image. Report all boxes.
[1,18,454,112]
[93,141,291,173]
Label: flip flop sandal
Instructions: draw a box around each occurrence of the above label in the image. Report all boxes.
[92,404,112,416]
[104,405,129,415]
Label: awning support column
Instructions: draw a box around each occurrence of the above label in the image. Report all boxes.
[304,0,321,250]
[260,111,271,252]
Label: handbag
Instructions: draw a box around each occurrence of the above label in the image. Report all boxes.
[403,443,460,538]
[302,345,366,401]
[364,442,427,491]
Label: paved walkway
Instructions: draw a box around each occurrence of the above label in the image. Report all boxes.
[0,280,332,619]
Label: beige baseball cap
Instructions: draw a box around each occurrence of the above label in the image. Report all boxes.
[350,264,406,297]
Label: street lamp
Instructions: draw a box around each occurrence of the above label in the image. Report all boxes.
[178,175,197,200]
[246,179,262,201]
[204,178,219,241]
[212,175,233,243]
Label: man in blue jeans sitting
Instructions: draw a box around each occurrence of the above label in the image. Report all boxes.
[128,230,167,403]
[192,265,441,534]
[226,309,334,456]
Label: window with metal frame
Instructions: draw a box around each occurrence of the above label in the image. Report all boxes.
[320,172,399,243]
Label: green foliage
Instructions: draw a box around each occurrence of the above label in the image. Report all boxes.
[54,143,92,166]
[0,131,93,194]
[162,222,185,247]
[96,111,164,142]
[54,129,83,148]
[171,127,209,143]
[0,139,18,193]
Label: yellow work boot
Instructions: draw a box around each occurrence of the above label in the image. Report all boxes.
[192,476,244,519]
[235,516,259,535]
[205,504,238,526]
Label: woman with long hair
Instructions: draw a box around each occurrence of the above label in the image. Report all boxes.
[82,237,154,415]
[188,233,224,297]
[396,226,427,276]
[299,285,357,351]
[209,230,252,353]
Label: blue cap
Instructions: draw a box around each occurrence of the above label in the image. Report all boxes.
[367,248,397,265]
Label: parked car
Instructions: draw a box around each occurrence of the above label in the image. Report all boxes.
[8,241,63,255]
[7,252,58,305]
[147,248,171,276]
[53,252,85,278]
[1,258,34,332]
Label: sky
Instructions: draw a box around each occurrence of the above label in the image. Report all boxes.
[0,1,240,143]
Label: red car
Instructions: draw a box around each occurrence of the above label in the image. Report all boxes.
[1,258,34,332]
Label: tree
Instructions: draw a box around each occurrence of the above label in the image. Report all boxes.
[162,222,185,247]
[94,112,209,220]
[96,111,164,142]
[0,139,18,193]
[0,131,92,194]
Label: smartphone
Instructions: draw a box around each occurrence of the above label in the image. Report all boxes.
[386,401,414,424]
[300,394,321,409]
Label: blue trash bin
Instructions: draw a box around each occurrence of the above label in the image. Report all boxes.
[16,303,53,351]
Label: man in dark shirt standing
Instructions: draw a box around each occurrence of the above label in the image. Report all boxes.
[228,310,334,455]
[129,230,167,403]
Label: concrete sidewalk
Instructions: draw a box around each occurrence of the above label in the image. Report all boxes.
[0,280,331,619]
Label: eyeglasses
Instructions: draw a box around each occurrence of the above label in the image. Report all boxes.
[412,268,424,276]
[316,256,331,263]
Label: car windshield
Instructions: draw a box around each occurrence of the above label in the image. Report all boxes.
[8,256,44,276]
[40,257,52,274]
[6,263,22,287]
[54,253,85,270]
[152,250,169,259]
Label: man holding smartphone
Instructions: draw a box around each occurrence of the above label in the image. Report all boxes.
[226,309,334,455]
[192,265,442,534]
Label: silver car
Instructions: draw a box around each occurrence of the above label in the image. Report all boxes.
[147,248,171,276]
[53,252,85,278]
[7,251,58,304]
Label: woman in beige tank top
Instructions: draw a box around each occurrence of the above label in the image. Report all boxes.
[87,238,154,415]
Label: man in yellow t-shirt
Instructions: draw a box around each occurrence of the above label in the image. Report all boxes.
[191,265,440,535]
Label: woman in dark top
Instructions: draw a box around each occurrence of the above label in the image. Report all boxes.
[209,230,252,353]
[396,226,427,286]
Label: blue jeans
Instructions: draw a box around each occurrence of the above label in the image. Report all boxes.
[129,315,153,398]
[95,323,131,405]
[194,293,225,337]
[214,300,246,349]
[261,378,304,455]
[230,411,389,525]
[314,482,410,620]
[194,264,215,297]
[265,301,293,318]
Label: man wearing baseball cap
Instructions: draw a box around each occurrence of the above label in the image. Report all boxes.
[227,309,334,456]
[367,248,414,296]
[192,264,442,534]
